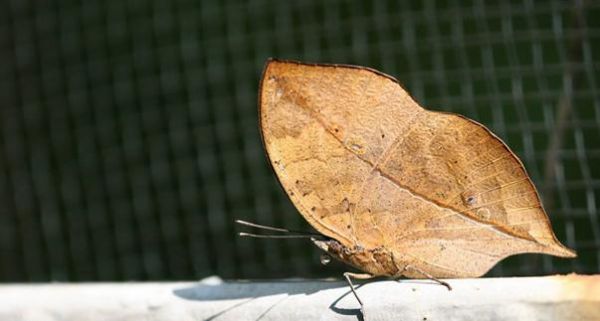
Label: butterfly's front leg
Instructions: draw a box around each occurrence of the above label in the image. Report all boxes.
[343,271,374,317]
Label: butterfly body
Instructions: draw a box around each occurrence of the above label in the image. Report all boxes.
[312,238,403,277]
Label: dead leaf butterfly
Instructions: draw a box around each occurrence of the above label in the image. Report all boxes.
[238,59,576,312]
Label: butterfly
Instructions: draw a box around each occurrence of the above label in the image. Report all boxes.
[238,58,576,312]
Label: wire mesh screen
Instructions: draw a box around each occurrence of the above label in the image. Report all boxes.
[0,0,599,282]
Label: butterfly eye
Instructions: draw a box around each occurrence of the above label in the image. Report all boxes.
[320,254,332,265]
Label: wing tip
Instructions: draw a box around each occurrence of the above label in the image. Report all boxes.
[260,58,403,85]
[546,243,577,258]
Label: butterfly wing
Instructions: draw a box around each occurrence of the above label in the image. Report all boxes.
[259,59,575,277]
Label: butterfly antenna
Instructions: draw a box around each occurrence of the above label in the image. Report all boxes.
[235,219,325,239]
[238,232,316,239]
[235,220,291,233]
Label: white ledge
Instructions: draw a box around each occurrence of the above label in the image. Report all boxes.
[0,275,598,321]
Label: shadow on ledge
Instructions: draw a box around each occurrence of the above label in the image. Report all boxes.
[173,277,364,320]
[173,278,347,301]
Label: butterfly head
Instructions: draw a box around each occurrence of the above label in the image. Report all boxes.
[311,237,393,276]
[311,237,353,265]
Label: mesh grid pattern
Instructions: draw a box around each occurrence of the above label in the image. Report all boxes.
[0,0,599,281]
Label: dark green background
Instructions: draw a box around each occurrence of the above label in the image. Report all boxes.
[0,0,598,282]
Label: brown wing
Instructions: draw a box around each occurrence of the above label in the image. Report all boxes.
[259,59,575,278]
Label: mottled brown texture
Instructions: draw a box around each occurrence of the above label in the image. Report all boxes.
[259,59,576,278]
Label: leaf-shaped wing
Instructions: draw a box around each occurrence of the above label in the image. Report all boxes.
[259,59,575,278]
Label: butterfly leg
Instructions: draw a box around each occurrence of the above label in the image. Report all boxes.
[390,253,452,291]
[402,265,452,291]
[343,272,373,314]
